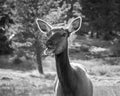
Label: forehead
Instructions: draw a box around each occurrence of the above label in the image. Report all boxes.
[47,28,66,40]
[50,28,66,34]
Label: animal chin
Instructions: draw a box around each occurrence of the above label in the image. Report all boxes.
[54,48,62,55]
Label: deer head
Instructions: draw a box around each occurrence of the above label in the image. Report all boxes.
[36,17,82,55]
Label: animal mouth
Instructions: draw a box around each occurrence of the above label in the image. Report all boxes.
[44,48,55,55]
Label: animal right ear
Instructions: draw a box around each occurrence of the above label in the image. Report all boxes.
[36,18,52,34]
[67,16,82,33]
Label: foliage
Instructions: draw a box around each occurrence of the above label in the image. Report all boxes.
[0,0,15,55]
[0,0,82,56]
[11,0,82,73]
[12,0,66,74]
[1,0,120,74]
[81,0,120,40]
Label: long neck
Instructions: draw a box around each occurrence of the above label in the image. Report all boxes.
[55,45,76,92]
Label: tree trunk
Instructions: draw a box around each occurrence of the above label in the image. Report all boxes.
[35,39,44,74]
[89,31,94,38]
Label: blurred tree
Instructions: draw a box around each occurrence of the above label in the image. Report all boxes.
[0,0,15,55]
[13,0,60,74]
[56,0,85,36]
[55,0,82,22]
[81,0,120,40]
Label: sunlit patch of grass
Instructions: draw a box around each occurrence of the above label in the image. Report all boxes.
[0,69,54,96]
[43,56,56,72]
[72,59,120,76]
[94,86,120,96]
[90,65,120,76]
[0,82,54,96]
[90,65,110,76]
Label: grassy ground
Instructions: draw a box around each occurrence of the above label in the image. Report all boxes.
[0,69,54,96]
[0,61,120,96]
[0,56,120,96]
[0,36,120,96]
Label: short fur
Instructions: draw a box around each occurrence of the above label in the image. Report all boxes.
[36,17,93,96]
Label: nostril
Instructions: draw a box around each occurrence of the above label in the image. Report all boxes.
[49,41,53,45]
[48,45,53,49]
[46,41,54,49]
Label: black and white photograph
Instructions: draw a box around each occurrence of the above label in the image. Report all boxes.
[0,0,120,96]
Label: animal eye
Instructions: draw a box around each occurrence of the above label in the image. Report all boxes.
[62,33,66,37]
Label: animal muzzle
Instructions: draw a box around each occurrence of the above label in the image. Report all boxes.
[44,48,55,56]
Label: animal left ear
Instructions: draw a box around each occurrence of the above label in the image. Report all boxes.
[67,16,82,33]
[36,18,52,34]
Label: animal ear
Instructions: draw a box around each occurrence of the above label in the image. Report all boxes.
[67,16,82,33]
[36,18,52,34]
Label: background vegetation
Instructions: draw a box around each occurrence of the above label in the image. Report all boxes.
[0,0,120,96]
[0,0,120,73]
